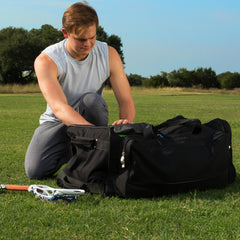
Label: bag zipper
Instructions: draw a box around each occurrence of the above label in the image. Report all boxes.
[120,136,133,169]
[120,151,125,168]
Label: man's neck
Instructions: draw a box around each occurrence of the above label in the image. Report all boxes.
[66,41,89,61]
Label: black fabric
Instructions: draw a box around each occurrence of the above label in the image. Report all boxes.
[57,125,110,194]
[57,116,236,198]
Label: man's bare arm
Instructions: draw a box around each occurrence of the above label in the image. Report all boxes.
[34,53,93,126]
[108,46,135,125]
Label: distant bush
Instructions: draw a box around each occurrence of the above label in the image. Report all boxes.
[143,72,169,88]
[218,72,240,89]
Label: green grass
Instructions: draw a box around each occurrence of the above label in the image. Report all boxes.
[1,88,240,240]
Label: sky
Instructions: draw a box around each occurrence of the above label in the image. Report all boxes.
[0,0,240,77]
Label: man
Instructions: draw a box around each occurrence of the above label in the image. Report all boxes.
[25,2,135,179]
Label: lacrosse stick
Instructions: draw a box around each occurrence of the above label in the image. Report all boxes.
[0,184,86,202]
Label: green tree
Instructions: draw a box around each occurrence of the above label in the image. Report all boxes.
[0,25,124,84]
[107,35,124,64]
[127,74,145,86]
[96,26,125,87]
[221,72,240,89]
[0,25,64,84]
[143,72,169,88]
[217,71,232,88]
[0,27,35,83]
[193,67,219,89]
[97,26,124,64]
[168,68,193,87]
[29,24,64,53]
[150,73,168,88]
[168,67,219,89]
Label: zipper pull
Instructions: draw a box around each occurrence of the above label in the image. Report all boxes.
[120,152,125,168]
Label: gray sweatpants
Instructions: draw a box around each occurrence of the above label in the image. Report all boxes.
[25,92,108,179]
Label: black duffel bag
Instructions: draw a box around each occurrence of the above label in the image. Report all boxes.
[57,116,236,198]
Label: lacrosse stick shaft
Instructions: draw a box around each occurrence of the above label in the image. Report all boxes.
[5,184,29,191]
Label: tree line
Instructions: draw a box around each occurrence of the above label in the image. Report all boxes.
[0,25,239,89]
[128,69,240,89]
[0,25,123,84]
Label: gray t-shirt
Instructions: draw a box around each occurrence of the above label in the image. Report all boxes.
[39,39,110,124]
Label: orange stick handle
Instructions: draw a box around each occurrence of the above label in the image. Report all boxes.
[6,185,29,191]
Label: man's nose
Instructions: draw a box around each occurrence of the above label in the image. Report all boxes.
[83,39,91,46]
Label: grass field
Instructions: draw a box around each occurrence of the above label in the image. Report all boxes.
[1,88,240,240]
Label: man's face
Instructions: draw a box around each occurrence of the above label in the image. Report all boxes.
[62,24,97,61]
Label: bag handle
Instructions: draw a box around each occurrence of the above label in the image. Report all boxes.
[143,124,155,138]
[156,116,202,135]
[113,123,154,138]
[71,136,110,151]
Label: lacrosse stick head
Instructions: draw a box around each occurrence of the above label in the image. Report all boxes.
[0,184,7,190]
[28,185,86,202]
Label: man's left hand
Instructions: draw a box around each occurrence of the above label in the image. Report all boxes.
[112,119,131,125]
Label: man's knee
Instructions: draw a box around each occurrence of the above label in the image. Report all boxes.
[25,156,46,179]
[25,166,43,180]
[25,154,66,179]
[24,121,70,179]
[77,92,108,126]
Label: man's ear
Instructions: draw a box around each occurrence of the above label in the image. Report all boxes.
[62,28,69,39]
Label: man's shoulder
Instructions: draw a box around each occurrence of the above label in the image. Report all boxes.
[41,39,67,67]
[43,39,66,55]
[92,40,108,56]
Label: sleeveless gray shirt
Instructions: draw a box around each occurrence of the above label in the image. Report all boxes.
[39,39,110,124]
